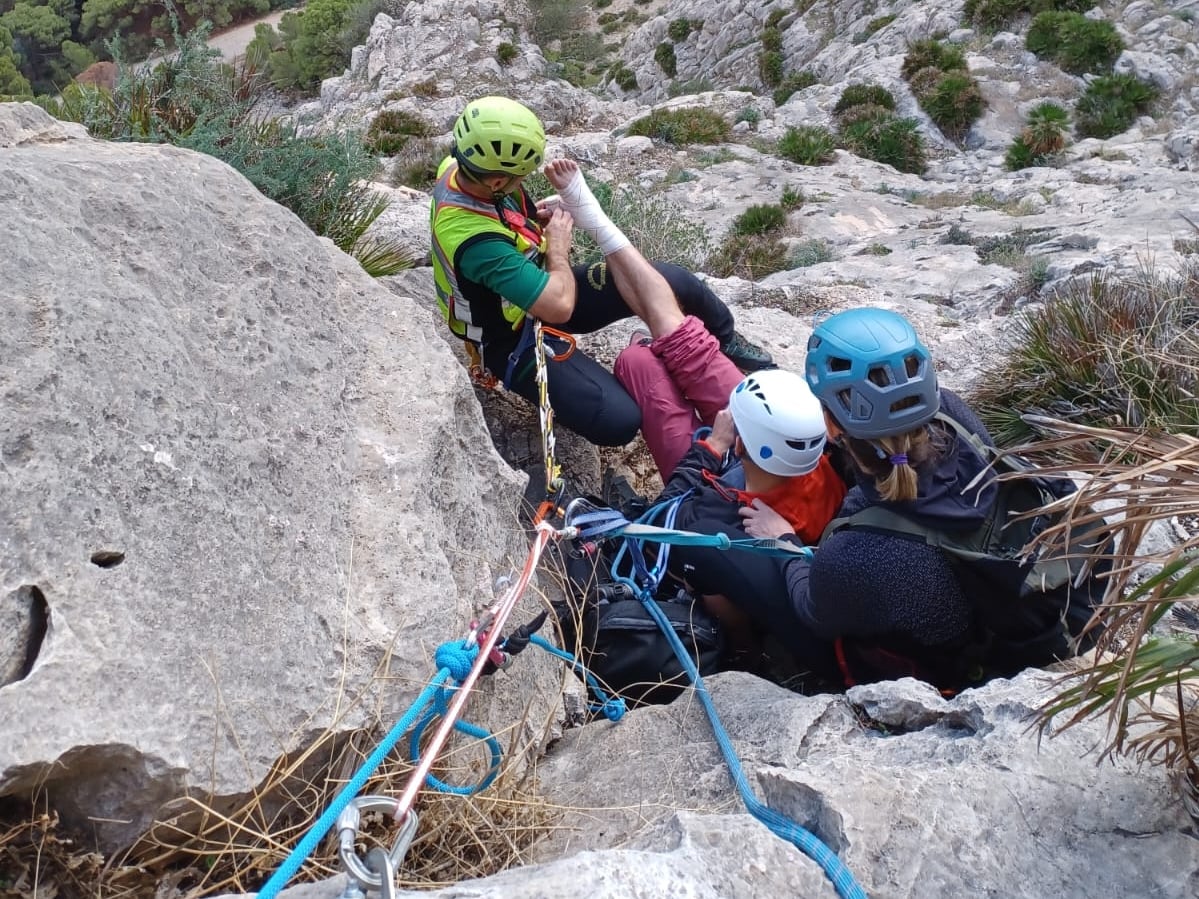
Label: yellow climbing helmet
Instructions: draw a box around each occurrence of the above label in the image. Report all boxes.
[452,96,546,177]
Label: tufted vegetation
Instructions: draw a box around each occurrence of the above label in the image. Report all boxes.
[1026,11,1123,74]
[1075,73,1159,139]
[625,106,730,145]
[902,39,985,144]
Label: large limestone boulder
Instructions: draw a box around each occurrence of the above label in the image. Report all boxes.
[0,102,559,851]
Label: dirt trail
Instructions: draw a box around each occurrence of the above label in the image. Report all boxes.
[206,10,289,62]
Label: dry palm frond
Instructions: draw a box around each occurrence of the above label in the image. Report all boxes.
[1005,416,1199,814]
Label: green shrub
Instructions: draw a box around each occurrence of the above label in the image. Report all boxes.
[834,83,896,117]
[836,102,895,128]
[778,124,836,165]
[1075,73,1158,139]
[906,65,944,99]
[970,267,1199,442]
[611,63,638,91]
[654,41,677,77]
[919,71,985,142]
[529,0,586,44]
[496,42,519,65]
[732,203,787,236]
[900,38,967,80]
[626,107,731,145]
[1004,136,1038,171]
[1026,11,1123,74]
[839,115,927,174]
[962,0,1033,31]
[707,233,791,279]
[772,70,817,105]
[781,185,804,209]
[736,105,762,125]
[364,109,430,155]
[761,26,784,52]
[594,0,612,6]
[389,136,446,191]
[558,182,711,269]
[859,13,897,39]
[759,49,785,86]
[791,238,837,267]
[668,18,698,41]
[766,8,787,28]
[1021,100,1070,154]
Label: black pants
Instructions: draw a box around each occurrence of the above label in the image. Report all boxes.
[482,261,735,446]
[672,520,839,679]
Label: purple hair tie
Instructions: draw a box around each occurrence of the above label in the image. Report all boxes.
[889,453,908,466]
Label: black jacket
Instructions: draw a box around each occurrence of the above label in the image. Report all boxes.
[782,390,999,686]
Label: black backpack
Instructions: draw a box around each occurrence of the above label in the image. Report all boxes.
[544,520,725,710]
[823,413,1110,687]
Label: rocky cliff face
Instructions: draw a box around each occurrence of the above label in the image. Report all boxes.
[3,0,1199,894]
[0,102,558,852]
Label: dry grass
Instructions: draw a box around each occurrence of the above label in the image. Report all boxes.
[1012,419,1199,819]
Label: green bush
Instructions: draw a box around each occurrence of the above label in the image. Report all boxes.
[1004,136,1038,171]
[389,136,446,191]
[759,49,784,86]
[707,233,791,279]
[529,0,586,44]
[732,203,787,236]
[626,107,731,145]
[970,267,1199,442]
[1026,11,1123,74]
[962,0,1032,31]
[668,18,698,41]
[654,41,677,77]
[761,26,783,52]
[611,63,638,91]
[736,105,762,125]
[778,124,836,165]
[766,8,787,28]
[1021,100,1070,154]
[48,23,410,277]
[856,13,897,41]
[364,109,430,155]
[839,115,927,174]
[834,83,896,117]
[1075,73,1158,138]
[836,102,894,128]
[919,71,985,142]
[772,70,817,105]
[781,185,804,209]
[791,238,837,267]
[900,38,967,80]
[496,42,518,65]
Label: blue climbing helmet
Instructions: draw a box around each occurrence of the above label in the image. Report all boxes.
[727,369,827,476]
[805,307,939,440]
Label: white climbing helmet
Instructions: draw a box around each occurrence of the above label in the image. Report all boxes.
[728,369,827,477]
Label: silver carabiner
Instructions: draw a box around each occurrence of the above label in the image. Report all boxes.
[336,795,419,894]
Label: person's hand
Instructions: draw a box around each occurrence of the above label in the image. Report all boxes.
[535,194,561,223]
[543,208,574,257]
[739,498,795,539]
[706,408,736,455]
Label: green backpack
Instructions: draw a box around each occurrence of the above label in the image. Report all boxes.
[824,413,1109,683]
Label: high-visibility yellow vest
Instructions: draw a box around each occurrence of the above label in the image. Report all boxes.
[430,158,546,344]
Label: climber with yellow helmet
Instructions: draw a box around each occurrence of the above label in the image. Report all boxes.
[430,95,773,447]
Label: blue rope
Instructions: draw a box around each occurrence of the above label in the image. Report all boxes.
[407,686,503,795]
[528,634,626,721]
[256,647,470,899]
[604,569,867,897]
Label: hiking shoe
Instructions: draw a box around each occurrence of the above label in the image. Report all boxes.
[721,331,776,372]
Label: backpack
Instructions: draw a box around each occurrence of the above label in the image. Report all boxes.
[543,506,725,710]
[823,413,1109,687]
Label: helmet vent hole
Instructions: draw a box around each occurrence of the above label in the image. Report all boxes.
[867,364,892,387]
[904,353,922,377]
[828,356,851,373]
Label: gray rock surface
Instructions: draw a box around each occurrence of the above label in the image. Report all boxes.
[0,103,560,851]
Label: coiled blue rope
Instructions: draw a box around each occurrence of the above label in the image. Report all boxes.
[257,637,491,899]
